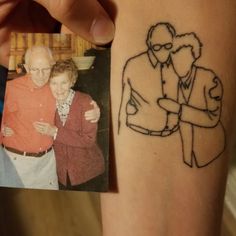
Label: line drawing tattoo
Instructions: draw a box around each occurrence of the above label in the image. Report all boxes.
[118,22,226,168]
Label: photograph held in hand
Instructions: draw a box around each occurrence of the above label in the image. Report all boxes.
[0,33,110,192]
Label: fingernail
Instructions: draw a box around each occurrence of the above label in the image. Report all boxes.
[90,14,115,44]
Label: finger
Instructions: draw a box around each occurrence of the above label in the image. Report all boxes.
[85,113,97,119]
[35,127,45,134]
[0,1,20,23]
[3,129,9,136]
[33,124,45,131]
[0,1,18,66]
[34,123,51,134]
[85,110,94,116]
[37,125,47,132]
[33,126,42,133]
[33,122,40,128]
[35,0,115,44]
[91,101,99,110]
[61,25,73,34]
[91,118,98,123]
[85,116,94,121]
[33,123,41,130]
[5,128,14,134]
[5,131,13,136]
[0,1,57,66]
[34,121,48,126]
[34,121,44,125]
[90,100,98,107]
[85,115,99,122]
[34,122,43,127]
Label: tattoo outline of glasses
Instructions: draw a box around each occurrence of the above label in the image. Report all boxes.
[151,43,173,51]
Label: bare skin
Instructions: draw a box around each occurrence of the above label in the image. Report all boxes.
[101,1,236,235]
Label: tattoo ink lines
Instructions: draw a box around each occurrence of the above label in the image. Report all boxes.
[118,22,226,168]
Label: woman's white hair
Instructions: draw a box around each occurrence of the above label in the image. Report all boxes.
[172,33,203,60]
[24,45,54,65]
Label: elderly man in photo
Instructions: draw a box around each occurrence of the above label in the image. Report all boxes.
[1,46,99,189]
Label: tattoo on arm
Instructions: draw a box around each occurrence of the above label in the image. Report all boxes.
[118,22,226,168]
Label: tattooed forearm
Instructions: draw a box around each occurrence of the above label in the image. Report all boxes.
[118,22,226,168]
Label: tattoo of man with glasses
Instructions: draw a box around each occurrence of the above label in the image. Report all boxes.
[118,22,179,137]
[118,22,226,168]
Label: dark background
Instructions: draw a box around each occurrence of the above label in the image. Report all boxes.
[0,65,7,116]
[72,48,110,192]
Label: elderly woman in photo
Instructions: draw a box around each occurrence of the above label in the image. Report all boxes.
[42,59,104,188]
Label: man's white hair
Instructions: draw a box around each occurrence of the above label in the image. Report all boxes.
[24,45,54,65]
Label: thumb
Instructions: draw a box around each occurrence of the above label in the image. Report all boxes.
[34,0,115,44]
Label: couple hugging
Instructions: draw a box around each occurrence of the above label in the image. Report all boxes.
[119,22,225,168]
[0,46,104,190]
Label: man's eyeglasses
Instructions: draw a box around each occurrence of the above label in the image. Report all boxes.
[151,43,173,51]
[29,67,51,74]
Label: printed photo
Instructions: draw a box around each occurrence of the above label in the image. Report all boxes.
[0,33,110,192]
